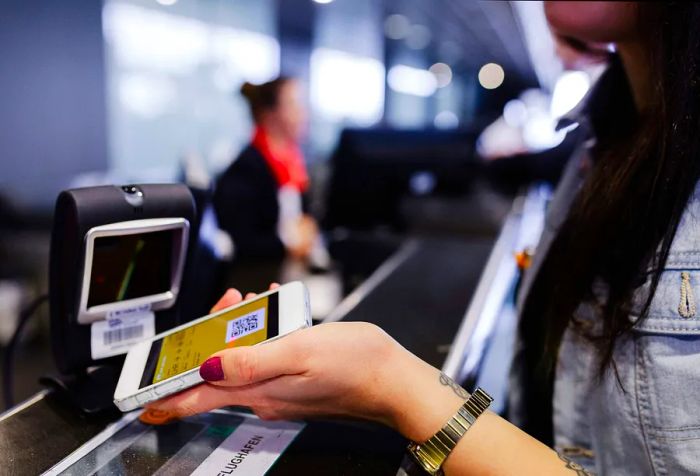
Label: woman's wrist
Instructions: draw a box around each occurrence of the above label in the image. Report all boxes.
[379,347,467,442]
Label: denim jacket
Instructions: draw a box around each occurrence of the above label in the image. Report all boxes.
[509,60,700,474]
[553,178,700,474]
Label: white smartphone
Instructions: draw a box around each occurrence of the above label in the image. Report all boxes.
[114,281,311,412]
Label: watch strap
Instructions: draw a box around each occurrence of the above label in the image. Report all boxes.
[408,387,493,475]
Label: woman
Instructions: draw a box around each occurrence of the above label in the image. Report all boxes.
[152,3,700,474]
[213,77,320,263]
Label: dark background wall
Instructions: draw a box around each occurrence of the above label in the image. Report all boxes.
[0,0,108,212]
[277,0,315,81]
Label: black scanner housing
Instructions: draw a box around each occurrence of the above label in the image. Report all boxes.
[49,184,196,375]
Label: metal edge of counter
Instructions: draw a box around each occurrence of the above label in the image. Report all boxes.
[0,389,48,423]
[440,210,521,380]
[441,185,548,382]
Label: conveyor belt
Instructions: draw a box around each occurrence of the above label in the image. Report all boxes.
[338,237,494,369]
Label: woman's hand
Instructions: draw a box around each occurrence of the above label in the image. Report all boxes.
[286,215,319,260]
[146,286,450,435]
[147,287,580,475]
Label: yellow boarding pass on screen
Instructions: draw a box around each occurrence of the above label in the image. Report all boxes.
[153,297,269,384]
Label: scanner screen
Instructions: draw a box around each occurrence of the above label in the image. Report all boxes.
[87,230,174,308]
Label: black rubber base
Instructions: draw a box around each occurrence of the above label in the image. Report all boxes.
[39,365,120,414]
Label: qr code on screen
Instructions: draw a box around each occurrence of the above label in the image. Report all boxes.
[225,308,266,343]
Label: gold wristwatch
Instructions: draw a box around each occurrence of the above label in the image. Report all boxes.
[407,387,493,475]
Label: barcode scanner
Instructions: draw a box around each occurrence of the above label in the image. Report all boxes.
[43,184,196,413]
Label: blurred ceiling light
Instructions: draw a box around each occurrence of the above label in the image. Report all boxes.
[520,88,550,111]
[388,64,437,97]
[156,0,177,5]
[434,111,459,129]
[118,73,176,118]
[429,62,452,88]
[478,63,505,89]
[211,68,230,92]
[103,4,208,74]
[409,171,437,195]
[104,4,279,82]
[311,48,384,125]
[212,29,280,85]
[406,24,431,50]
[503,98,528,128]
[384,14,410,40]
[313,0,334,3]
[550,71,590,119]
[523,111,565,151]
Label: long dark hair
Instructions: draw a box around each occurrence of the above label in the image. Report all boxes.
[519,2,700,442]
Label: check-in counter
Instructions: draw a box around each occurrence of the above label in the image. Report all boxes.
[0,188,547,475]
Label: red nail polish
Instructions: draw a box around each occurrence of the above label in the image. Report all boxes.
[200,356,224,382]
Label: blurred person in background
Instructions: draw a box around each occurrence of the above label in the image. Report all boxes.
[154,2,700,474]
[213,77,327,268]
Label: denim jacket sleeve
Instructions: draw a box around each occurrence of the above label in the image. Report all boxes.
[624,190,700,475]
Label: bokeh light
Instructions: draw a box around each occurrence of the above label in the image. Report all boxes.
[478,63,504,89]
[384,14,410,40]
[388,64,437,97]
[429,62,452,88]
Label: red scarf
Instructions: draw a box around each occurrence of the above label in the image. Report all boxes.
[252,127,309,193]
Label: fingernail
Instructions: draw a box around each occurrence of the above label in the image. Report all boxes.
[200,356,224,382]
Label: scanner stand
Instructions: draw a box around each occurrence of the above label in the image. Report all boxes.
[39,365,121,415]
[46,184,197,415]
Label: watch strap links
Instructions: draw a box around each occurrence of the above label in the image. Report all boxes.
[408,387,493,475]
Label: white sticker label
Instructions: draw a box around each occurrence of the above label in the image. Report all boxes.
[225,309,265,343]
[106,303,152,319]
[190,419,304,476]
[90,311,155,360]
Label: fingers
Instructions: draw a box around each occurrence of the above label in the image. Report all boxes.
[243,283,279,301]
[147,379,300,421]
[147,383,260,418]
[205,283,301,387]
[204,333,305,387]
[210,288,243,313]
[212,284,276,313]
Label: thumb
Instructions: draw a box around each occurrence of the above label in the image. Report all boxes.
[147,383,259,418]
[199,336,303,387]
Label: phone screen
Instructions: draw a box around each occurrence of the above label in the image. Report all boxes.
[139,293,279,388]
